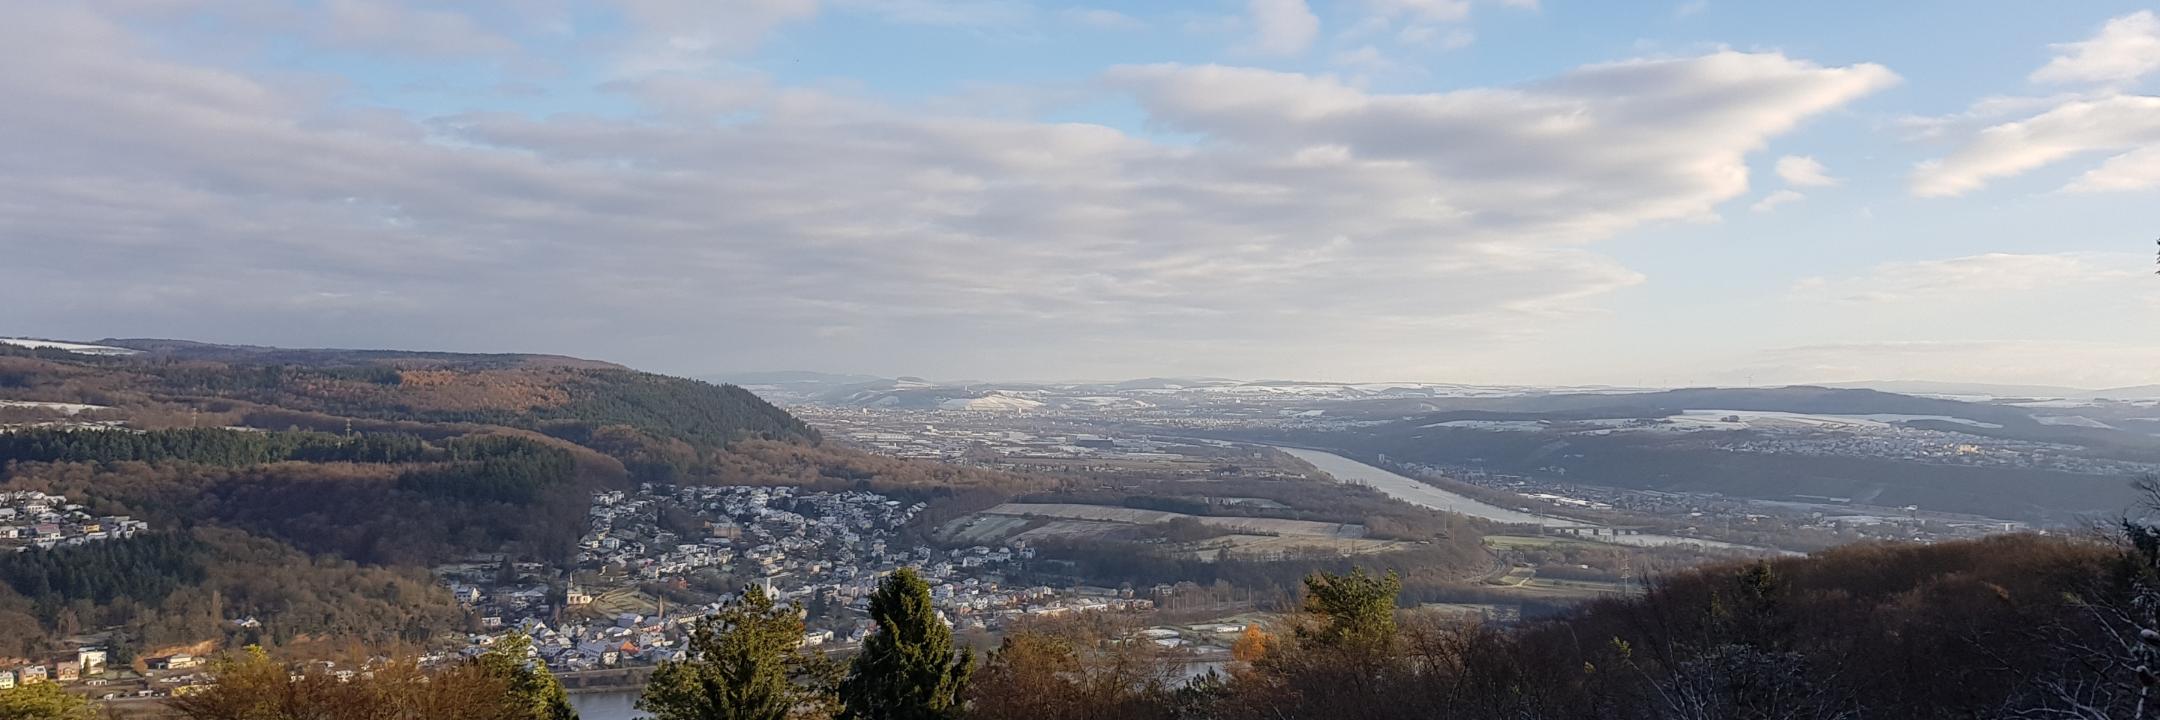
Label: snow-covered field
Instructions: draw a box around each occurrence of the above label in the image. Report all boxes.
[1426,410,2003,435]
[1675,410,2003,429]
[0,338,138,355]
[937,394,1045,412]
[0,400,110,415]
[2035,415,2114,429]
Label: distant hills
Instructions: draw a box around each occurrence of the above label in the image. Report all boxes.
[724,370,1659,412]
[1820,379,2160,401]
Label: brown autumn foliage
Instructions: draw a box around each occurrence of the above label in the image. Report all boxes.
[965,615,1190,720]
[1230,625,1270,663]
[723,533,2156,720]
[0,523,467,656]
[167,648,532,720]
[1199,533,2133,720]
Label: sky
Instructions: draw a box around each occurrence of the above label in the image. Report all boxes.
[2,0,2158,388]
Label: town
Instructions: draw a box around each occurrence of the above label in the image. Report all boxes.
[434,483,1158,675]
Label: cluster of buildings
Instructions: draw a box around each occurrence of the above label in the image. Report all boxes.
[576,484,927,580]
[431,483,1158,673]
[0,490,148,552]
[1714,427,2160,477]
[0,643,215,700]
[0,648,110,691]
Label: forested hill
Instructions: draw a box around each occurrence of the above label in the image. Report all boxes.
[0,339,819,447]
[0,339,1045,659]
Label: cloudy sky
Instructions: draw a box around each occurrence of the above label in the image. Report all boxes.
[3,1,2158,387]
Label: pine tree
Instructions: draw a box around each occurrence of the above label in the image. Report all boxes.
[639,586,837,720]
[1297,567,1400,652]
[839,568,972,720]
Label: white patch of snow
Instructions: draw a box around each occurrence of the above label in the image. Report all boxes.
[0,338,138,356]
[938,395,1045,412]
[0,400,110,415]
[2035,415,2114,429]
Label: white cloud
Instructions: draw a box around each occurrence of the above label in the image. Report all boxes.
[1774,155,1837,187]
[2066,143,2160,192]
[1750,189,1803,212]
[1894,92,2093,141]
[2031,10,2160,86]
[0,5,1901,379]
[1912,13,2160,195]
[1912,94,2160,196]
[1248,0,1320,55]
[1675,0,1707,18]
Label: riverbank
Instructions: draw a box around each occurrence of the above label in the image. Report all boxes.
[1272,446,1782,554]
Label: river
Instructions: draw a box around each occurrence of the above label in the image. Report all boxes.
[1273,447,1776,553]
[568,690,645,720]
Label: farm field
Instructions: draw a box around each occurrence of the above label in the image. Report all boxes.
[939,502,1411,560]
[970,503,1365,537]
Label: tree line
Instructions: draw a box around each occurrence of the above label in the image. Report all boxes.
[0,532,205,609]
[0,428,427,466]
[395,435,577,504]
[0,528,469,657]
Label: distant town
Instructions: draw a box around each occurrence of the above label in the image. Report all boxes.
[0,490,148,552]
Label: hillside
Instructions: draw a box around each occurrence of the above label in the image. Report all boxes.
[0,339,1040,659]
[0,339,819,446]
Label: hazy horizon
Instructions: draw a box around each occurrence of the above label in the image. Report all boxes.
[4,1,2157,388]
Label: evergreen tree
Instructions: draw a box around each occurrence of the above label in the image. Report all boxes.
[839,568,972,720]
[478,633,578,720]
[639,586,837,720]
[1296,567,1400,652]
